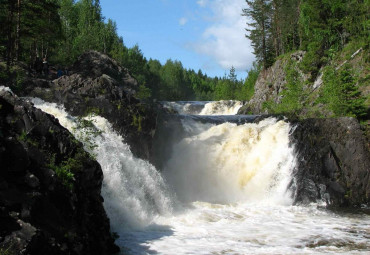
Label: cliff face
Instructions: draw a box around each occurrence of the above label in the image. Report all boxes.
[0,89,118,254]
[239,51,309,114]
[291,117,370,207]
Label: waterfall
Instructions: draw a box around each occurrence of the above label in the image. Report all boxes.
[29,98,174,231]
[24,97,370,254]
[163,117,295,205]
[160,100,244,115]
[199,100,244,115]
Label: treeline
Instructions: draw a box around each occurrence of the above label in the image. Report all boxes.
[244,0,368,73]
[0,0,256,101]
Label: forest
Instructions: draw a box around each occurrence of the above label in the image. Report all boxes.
[0,0,255,101]
[0,0,368,116]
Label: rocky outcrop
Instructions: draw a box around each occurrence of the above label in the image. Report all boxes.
[239,51,308,114]
[21,51,157,160]
[0,89,118,254]
[291,117,370,207]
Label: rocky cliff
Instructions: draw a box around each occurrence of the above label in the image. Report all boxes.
[291,117,370,207]
[239,51,309,114]
[0,88,118,254]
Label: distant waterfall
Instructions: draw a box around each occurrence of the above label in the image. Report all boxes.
[199,100,244,115]
[161,100,244,115]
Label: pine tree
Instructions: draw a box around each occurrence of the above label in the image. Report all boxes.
[243,0,274,69]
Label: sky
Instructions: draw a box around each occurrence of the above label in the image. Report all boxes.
[100,0,255,79]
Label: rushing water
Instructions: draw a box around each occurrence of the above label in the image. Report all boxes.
[29,98,370,255]
[161,100,244,115]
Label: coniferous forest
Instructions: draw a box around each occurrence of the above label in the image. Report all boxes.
[0,0,369,119]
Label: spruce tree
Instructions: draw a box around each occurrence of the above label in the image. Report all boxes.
[243,0,274,69]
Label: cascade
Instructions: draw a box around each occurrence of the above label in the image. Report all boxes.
[163,118,295,204]
[28,97,370,254]
[29,98,174,231]
[199,100,244,115]
[161,100,244,115]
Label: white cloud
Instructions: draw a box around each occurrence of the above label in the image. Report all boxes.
[197,0,208,7]
[179,17,188,26]
[192,0,255,72]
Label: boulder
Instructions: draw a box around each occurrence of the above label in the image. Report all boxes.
[0,89,118,254]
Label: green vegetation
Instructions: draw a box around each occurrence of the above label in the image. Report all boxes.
[17,130,38,146]
[132,114,142,132]
[238,64,260,101]
[266,60,306,116]
[48,150,87,190]
[0,0,368,119]
[244,0,368,120]
[0,0,253,101]
[321,64,367,118]
[48,154,75,190]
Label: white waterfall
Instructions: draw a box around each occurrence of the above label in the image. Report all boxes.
[163,118,295,205]
[29,98,174,231]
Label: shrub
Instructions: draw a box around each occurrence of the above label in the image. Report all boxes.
[321,64,367,119]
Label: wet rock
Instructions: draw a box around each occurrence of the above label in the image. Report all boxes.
[290,117,370,207]
[24,173,40,188]
[0,89,118,254]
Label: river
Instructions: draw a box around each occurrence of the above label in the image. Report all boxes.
[30,99,369,255]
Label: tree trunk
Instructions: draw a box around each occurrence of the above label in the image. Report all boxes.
[262,19,267,69]
[6,0,15,66]
[15,0,21,61]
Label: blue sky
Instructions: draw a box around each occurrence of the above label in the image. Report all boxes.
[100,0,255,79]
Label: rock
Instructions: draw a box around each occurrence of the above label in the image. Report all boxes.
[243,51,308,114]
[0,89,118,254]
[290,117,370,207]
[20,50,157,161]
[24,173,40,189]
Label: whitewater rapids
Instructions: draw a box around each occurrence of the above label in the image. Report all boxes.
[29,98,370,255]
[161,100,244,115]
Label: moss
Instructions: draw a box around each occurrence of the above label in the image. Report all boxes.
[117,102,122,110]
[132,114,142,132]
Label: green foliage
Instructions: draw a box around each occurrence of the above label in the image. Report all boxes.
[238,63,260,101]
[243,0,274,69]
[136,84,152,100]
[264,60,306,115]
[132,114,142,132]
[48,154,75,190]
[48,148,87,190]
[275,61,305,114]
[321,64,367,118]
[17,130,38,146]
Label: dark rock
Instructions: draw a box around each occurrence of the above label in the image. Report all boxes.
[0,89,118,254]
[290,117,370,207]
[20,50,157,161]
[24,173,40,189]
